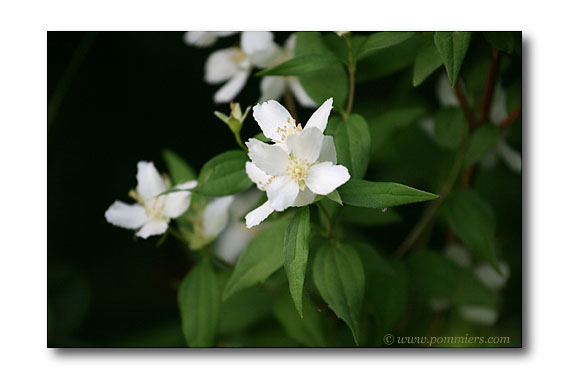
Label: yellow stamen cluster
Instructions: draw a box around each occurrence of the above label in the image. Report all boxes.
[276,117,302,141]
[286,155,309,187]
[231,49,248,64]
[257,175,275,191]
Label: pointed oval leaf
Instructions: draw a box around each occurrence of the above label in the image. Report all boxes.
[326,114,371,179]
[223,217,290,300]
[162,149,196,184]
[178,260,220,347]
[283,207,311,317]
[274,293,327,347]
[413,36,442,87]
[256,54,339,77]
[196,150,252,196]
[295,32,348,106]
[338,179,438,209]
[434,31,472,87]
[356,31,416,60]
[313,242,365,345]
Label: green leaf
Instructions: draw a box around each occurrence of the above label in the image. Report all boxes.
[367,106,427,152]
[484,32,521,55]
[295,32,348,106]
[253,132,270,143]
[441,190,499,270]
[218,277,274,336]
[256,54,339,77]
[322,33,367,66]
[356,34,421,83]
[313,242,365,344]
[356,31,416,60]
[196,150,252,196]
[326,189,343,205]
[274,293,327,347]
[340,205,402,226]
[413,36,443,86]
[433,32,472,87]
[178,260,220,347]
[162,149,196,184]
[326,114,371,179]
[434,107,468,149]
[352,241,394,277]
[223,217,290,300]
[464,124,500,167]
[408,250,497,308]
[338,179,438,209]
[283,207,311,317]
[366,261,408,336]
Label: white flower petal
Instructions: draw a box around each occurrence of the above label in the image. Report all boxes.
[245,138,289,175]
[288,77,316,108]
[240,31,274,55]
[213,70,249,103]
[202,196,235,238]
[216,31,237,37]
[474,262,510,291]
[205,47,241,84]
[304,97,333,132]
[284,34,297,55]
[184,31,218,47]
[136,220,169,239]
[245,200,274,228]
[293,187,316,207]
[305,162,350,195]
[245,161,272,190]
[459,305,498,326]
[229,189,263,218]
[489,83,508,125]
[249,44,282,69]
[259,76,287,103]
[266,175,299,211]
[497,138,522,173]
[214,222,254,263]
[136,161,166,200]
[105,201,148,230]
[285,126,324,164]
[252,100,296,142]
[436,73,459,106]
[318,135,337,164]
[162,185,195,219]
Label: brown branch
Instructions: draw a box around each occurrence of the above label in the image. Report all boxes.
[499,106,522,128]
[454,84,476,127]
[284,88,298,121]
[478,48,500,125]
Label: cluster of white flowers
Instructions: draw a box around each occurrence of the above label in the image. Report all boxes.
[184,31,315,107]
[104,161,263,263]
[244,98,350,228]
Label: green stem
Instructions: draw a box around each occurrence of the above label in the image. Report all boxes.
[316,202,333,239]
[233,130,247,151]
[393,140,468,259]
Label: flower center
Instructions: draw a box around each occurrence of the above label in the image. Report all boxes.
[144,197,167,220]
[286,155,309,189]
[275,118,302,142]
[231,49,248,64]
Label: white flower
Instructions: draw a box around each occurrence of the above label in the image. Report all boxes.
[205,31,281,103]
[183,31,236,47]
[244,98,350,228]
[201,190,262,263]
[259,35,316,108]
[105,161,197,239]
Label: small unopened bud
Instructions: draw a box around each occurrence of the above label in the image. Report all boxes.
[335,31,351,37]
[214,102,251,134]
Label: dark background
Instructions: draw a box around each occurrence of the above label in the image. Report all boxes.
[48,32,522,347]
[48,32,318,346]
